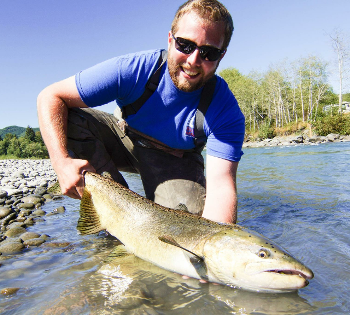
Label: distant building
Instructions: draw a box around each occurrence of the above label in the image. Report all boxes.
[323,102,350,113]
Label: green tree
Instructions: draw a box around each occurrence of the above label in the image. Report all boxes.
[7,137,21,157]
[25,126,36,142]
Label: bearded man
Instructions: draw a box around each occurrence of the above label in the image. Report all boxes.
[37,0,245,224]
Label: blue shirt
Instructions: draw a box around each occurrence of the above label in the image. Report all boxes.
[76,49,245,162]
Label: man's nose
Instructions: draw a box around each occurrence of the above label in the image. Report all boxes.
[186,48,202,66]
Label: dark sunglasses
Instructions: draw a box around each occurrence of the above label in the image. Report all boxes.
[172,34,225,62]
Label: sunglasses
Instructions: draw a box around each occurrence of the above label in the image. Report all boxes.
[172,34,225,62]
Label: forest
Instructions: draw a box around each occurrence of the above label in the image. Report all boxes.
[219,54,350,140]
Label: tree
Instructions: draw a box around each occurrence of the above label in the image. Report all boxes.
[329,30,350,114]
[24,126,36,142]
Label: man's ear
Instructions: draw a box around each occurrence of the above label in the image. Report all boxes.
[168,31,173,49]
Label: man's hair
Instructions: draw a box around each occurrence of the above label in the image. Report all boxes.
[171,0,234,51]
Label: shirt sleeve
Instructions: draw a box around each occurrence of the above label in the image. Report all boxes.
[75,50,162,107]
[205,78,245,162]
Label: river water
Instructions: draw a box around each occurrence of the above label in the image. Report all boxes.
[0,142,349,314]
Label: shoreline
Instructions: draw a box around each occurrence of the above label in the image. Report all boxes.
[243,133,350,148]
[0,159,59,258]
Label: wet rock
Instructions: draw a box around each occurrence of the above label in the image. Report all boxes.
[0,242,25,254]
[45,242,71,248]
[11,260,34,268]
[32,209,46,216]
[20,232,41,241]
[21,196,43,205]
[19,202,35,209]
[40,234,50,240]
[47,206,66,216]
[0,287,20,295]
[23,217,35,226]
[42,194,53,201]
[24,238,45,246]
[34,187,47,196]
[4,226,27,237]
[0,191,7,199]
[0,207,13,219]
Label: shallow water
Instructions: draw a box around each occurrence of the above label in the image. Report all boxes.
[0,142,349,314]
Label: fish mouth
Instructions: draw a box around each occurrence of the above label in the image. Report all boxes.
[265,269,314,280]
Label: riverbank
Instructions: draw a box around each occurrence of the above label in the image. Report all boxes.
[243,133,350,148]
[0,159,59,258]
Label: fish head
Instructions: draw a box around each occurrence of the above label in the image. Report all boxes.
[203,227,314,293]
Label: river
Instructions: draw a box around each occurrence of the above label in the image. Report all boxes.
[0,142,349,314]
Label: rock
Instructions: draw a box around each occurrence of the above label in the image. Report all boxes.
[0,242,25,254]
[292,135,304,144]
[11,260,34,268]
[23,217,35,226]
[4,226,27,237]
[40,234,50,240]
[23,238,45,246]
[32,209,46,216]
[1,188,23,197]
[327,133,340,142]
[0,207,13,219]
[0,288,20,295]
[34,187,47,196]
[19,202,35,209]
[0,191,7,199]
[47,206,66,216]
[20,232,41,241]
[21,196,43,205]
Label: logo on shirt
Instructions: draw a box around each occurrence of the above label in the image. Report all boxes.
[186,115,195,138]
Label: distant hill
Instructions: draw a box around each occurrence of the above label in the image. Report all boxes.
[0,126,40,139]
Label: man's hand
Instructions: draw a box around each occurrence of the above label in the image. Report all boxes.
[53,157,96,199]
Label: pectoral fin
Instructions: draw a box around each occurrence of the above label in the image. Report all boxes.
[158,235,208,280]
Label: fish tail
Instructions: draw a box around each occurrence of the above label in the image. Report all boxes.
[77,188,103,235]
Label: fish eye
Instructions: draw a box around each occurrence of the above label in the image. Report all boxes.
[257,249,270,258]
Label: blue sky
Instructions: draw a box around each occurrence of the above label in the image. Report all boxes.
[1,0,349,129]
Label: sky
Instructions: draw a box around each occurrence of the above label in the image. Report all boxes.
[1,0,350,129]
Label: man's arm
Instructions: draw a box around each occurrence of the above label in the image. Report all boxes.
[37,76,95,199]
[202,155,238,224]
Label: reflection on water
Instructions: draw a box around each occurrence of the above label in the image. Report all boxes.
[0,142,349,314]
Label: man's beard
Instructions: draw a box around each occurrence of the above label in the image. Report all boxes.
[168,55,217,92]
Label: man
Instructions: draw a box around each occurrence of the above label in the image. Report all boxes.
[37,0,245,224]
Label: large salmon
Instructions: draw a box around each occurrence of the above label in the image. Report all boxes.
[77,172,313,293]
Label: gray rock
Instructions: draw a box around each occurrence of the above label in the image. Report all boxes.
[23,218,35,226]
[32,209,46,216]
[0,191,7,199]
[327,133,340,142]
[21,196,43,205]
[0,207,13,219]
[19,202,35,209]
[23,238,45,246]
[4,226,27,237]
[34,187,47,196]
[20,232,41,241]
[0,242,25,254]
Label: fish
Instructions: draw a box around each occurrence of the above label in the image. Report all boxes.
[77,172,314,293]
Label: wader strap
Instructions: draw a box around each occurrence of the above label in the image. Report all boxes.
[122,50,168,119]
[194,76,217,149]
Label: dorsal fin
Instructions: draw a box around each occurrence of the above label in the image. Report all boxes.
[174,203,190,212]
